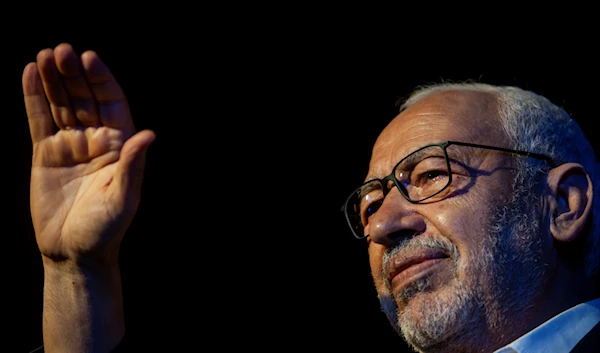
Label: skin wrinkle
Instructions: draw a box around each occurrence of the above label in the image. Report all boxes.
[368,119,459,181]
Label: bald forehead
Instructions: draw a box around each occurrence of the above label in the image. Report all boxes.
[406,89,499,115]
[367,89,507,179]
[382,89,502,142]
[399,89,500,129]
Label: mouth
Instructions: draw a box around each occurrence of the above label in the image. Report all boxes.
[386,249,450,293]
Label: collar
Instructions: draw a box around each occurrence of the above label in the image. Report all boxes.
[494,298,600,353]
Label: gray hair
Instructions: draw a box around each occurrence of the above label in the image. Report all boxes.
[399,82,600,280]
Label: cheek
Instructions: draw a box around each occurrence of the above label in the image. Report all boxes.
[428,202,474,242]
[427,200,492,271]
[434,207,479,240]
[368,242,388,294]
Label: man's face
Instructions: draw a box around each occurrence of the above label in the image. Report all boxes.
[365,90,549,350]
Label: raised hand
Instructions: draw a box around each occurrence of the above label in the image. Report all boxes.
[23,43,155,266]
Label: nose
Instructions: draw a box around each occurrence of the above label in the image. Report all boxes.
[367,188,426,247]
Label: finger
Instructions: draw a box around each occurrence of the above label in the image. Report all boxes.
[23,62,57,143]
[81,50,135,136]
[36,47,78,128]
[54,43,100,127]
[112,130,156,210]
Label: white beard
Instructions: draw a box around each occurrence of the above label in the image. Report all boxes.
[378,195,547,352]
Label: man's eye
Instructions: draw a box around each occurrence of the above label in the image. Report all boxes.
[362,200,382,226]
[416,169,448,184]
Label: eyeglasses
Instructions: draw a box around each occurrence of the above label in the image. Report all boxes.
[341,141,556,239]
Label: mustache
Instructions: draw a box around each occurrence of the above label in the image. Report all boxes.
[382,235,460,282]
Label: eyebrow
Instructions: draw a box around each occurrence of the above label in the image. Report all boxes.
[364,145,447,182]
[402,147,445,167]
[357,182,379,198]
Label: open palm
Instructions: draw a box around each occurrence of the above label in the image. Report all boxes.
[23,43,155,265]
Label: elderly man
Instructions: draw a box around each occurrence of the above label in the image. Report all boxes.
[24,41,600,352]
[341,83,600,352]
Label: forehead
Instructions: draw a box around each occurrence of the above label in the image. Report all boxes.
[368,90,506,178]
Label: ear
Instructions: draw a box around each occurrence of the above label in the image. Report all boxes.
[548,163,594,242]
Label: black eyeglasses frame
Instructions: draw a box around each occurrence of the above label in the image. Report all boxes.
[341,140,557,239]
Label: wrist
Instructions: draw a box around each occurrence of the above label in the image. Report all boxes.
[41,255,125,352]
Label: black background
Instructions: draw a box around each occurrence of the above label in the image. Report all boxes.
[12,9,600,352]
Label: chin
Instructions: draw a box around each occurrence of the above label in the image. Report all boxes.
[397,277,480,350]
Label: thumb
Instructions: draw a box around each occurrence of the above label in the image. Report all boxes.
[114,129,156,210]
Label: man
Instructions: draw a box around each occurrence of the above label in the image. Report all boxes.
[24,43,154,352]
[25,43,600,352]
[341,83,600,352]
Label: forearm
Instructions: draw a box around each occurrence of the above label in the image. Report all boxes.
[41,257,125,353]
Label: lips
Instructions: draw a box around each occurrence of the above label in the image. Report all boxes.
[386,248,450,290]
